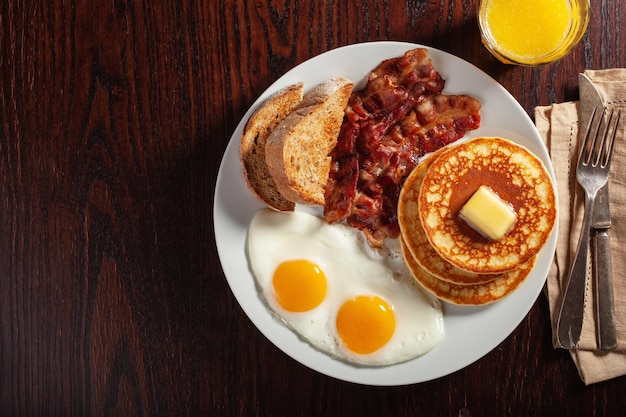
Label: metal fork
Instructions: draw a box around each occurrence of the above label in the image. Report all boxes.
[556,107,620,349]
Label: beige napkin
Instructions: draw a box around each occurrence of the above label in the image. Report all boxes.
[535,69,626,385]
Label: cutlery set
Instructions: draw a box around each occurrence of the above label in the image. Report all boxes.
[556,80,622,350]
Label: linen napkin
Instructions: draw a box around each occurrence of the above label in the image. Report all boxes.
[535,68,626,385]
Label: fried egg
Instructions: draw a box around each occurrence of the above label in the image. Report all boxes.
[246,209,445,366]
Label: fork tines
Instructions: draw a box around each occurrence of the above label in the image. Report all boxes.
[580,107,621,168]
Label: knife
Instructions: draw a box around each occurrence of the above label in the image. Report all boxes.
[579,73,617,350]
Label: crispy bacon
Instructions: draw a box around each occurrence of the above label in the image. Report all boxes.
[324,48,444,223]
[324,48,481,246]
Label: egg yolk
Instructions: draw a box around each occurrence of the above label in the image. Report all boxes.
[272,260,327,312]
[336,295,396,355]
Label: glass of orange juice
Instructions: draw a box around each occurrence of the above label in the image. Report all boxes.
[478,0,589,65]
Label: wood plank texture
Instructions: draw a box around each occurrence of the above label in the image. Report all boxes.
[1,0,624,415]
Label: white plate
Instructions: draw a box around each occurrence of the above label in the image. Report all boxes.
[214,41,557,386]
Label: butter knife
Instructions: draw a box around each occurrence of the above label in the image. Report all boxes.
[579,73,617,350]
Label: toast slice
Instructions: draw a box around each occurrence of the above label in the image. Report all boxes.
[240,82,304,211]
[265,77,353,206]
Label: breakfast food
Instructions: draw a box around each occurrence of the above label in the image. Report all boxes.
[247,209,445,366]
[400,237,537,305]
[416,137,557,274]
[459,185,517,240]
[240,82,304,212]
[399,152,501,285]
[398,150,540,304]
[395,136,557,306]
[324,48,482,247]
[240,48,556,366]
[265,77,354,205]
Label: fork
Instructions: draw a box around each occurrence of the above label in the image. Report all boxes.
[556,107,620,349]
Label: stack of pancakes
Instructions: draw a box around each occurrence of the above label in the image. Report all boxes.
[398,137,557,305]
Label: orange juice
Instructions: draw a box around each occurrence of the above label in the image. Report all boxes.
[478,0,589,65]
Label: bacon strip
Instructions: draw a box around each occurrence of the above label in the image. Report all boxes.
[324,48,481,247]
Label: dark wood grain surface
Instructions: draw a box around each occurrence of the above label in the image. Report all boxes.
[2,0,625,415]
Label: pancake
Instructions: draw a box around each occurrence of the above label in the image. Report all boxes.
[417,137,557,274]
[400,237,537,305]
[398,153,500,285]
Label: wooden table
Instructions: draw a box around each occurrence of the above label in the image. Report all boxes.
[2,1,624,415]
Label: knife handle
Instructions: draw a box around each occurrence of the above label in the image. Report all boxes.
[592,230,617,350]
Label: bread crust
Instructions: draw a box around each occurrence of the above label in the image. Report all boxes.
[240,82,304,211]
[265,78,353,205]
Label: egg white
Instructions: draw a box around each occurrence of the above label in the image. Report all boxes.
[246,209,445,366]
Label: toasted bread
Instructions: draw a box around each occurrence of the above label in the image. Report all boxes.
[265,77,354,205]
[240,82,304,211]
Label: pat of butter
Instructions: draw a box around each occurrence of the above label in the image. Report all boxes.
[459,185,516,240]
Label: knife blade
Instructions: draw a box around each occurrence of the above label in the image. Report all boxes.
[579,73,617,350]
